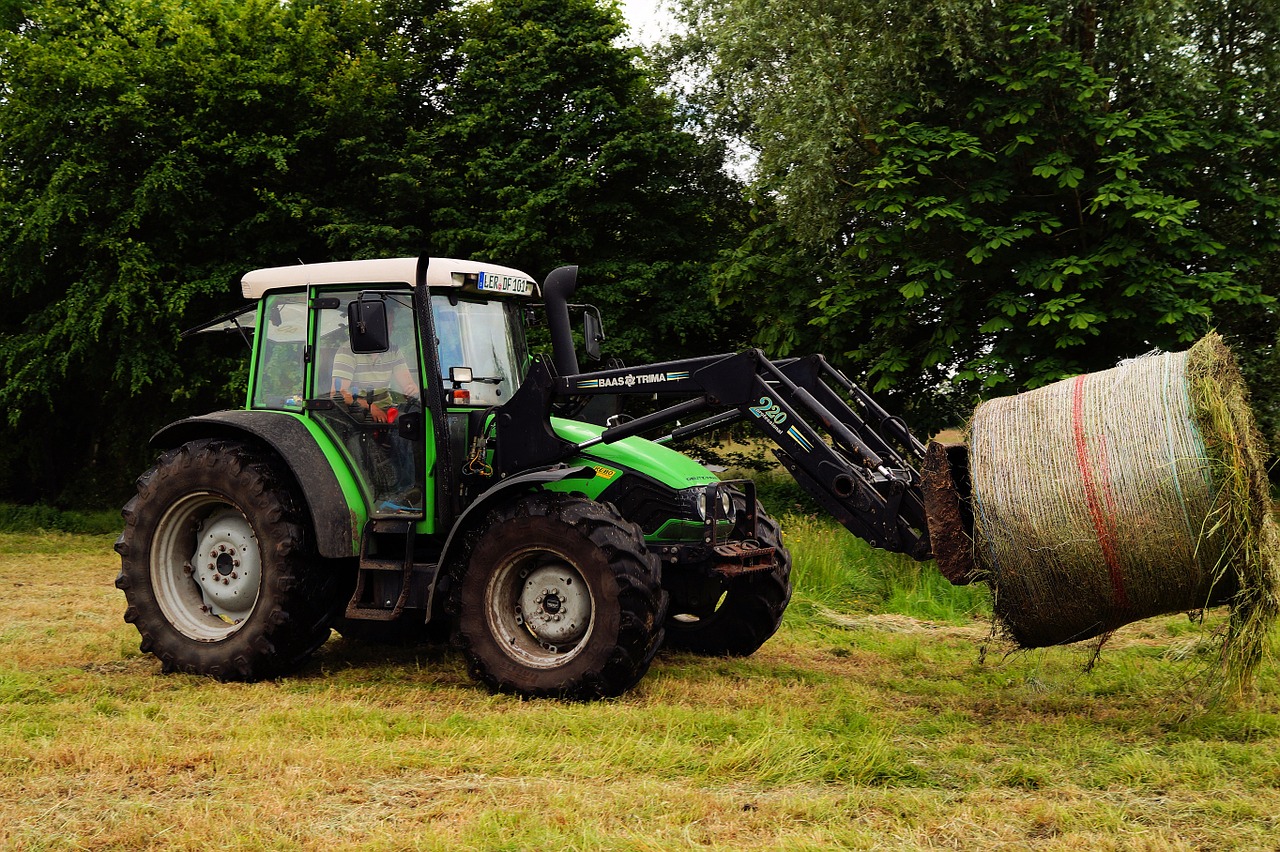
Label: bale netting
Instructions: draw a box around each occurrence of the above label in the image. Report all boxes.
[966,333,1279,692]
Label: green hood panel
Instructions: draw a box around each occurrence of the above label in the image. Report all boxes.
[551,418,717,490]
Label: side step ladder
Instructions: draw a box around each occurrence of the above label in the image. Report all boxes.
[344,518,437,621]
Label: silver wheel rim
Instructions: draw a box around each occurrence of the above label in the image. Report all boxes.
[150,493,262,642]
[485,548,595,669]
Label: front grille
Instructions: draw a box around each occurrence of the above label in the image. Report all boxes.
[598,474,691,535]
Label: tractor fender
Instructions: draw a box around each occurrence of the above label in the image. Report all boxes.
[435,464,597,579]
[151,410,356,559]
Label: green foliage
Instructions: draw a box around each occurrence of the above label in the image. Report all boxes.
[0,503,121,535]
[671,0,1280,433]
[0,0,413,504]
[424,0,746,364]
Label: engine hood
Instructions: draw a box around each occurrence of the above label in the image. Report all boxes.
[550,418,718,491]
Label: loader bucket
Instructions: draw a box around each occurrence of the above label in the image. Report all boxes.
[921,440,977,586]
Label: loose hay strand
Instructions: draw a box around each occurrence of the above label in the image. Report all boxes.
[1185,334,1280,696]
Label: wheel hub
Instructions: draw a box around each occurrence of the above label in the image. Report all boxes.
[517,565,589,646]
[192,509,260,623]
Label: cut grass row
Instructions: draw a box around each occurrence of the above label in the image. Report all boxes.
[1,521,1278,850]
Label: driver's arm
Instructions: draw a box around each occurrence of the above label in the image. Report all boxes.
[331,352,358,405]
[392,362,420,400]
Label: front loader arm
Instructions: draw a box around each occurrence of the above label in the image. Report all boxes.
[493,350,932,560]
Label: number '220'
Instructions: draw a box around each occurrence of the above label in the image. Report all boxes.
[749,396,787,425]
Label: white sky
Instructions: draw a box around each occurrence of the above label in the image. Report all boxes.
[619,0,677,46]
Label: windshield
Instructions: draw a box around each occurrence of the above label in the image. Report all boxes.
[432,295,527,406]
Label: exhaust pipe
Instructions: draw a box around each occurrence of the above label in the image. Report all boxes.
[543,265,580,376]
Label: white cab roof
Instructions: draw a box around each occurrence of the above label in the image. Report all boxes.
[239,257,538,299]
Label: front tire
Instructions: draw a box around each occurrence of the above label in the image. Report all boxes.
[114,439,343,680]
[455,495,666,699]
[663,505,792,656]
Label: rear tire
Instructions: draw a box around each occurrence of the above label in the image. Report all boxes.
[662,505,792,656]
[114,439,343,680]
[454,494,666,699]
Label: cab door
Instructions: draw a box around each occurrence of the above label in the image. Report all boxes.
[307,288,430,521]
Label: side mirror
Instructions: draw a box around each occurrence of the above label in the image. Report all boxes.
[348,295,389,354]
[583,308,604,362]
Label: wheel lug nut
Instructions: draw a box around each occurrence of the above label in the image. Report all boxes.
[231,572,238,579]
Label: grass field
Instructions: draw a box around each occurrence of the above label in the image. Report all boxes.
[2,519,1279,850]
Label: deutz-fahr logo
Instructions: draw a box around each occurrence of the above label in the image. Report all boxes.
[576,371,690,390]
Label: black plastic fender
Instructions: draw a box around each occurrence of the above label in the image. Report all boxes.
[151,410,357,559]
[435,464,597,581]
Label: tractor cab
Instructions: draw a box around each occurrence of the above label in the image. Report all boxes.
[234,257,539,526]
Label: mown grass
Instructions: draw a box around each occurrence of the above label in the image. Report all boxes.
[2,522,1279,850]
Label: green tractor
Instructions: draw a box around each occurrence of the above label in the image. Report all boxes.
[116,257,933,699]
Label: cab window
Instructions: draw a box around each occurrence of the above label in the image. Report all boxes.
[311,291,421,403]
[251,292,307,409]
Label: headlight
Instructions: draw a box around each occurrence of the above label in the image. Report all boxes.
[719,489,735,521]
[690,486,736,522]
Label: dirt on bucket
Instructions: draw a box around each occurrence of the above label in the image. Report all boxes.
[920,440,977,586]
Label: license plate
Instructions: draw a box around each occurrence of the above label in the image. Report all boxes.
[478,272,532,295]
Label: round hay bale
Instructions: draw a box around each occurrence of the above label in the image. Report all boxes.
[966,333,1278,689]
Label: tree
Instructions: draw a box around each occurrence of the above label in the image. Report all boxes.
[670,0,1280,433]
[0,0,416,503]
[420,0,745,364]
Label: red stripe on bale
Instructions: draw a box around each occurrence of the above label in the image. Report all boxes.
[1070,375,1129,613]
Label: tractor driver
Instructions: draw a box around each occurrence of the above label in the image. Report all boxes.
[331,347,420,424]
[331,312,423,514]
